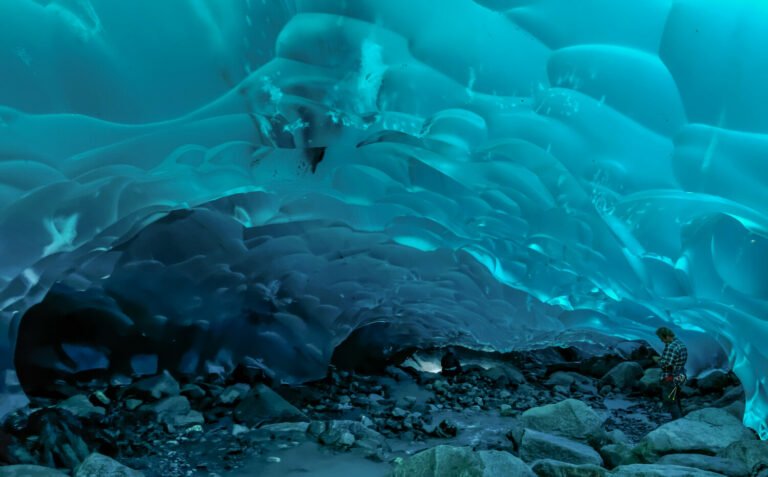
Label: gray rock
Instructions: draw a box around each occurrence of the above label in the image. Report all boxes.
[712,386,745,409]
[0,465,69,477]
[171,410,204,427]
[638,369,662,395]
[74,453,144,477]
[57,395,105,419]
[634,408,755,458]
[657,453,749,477]
[610,464,725,476]
[600,362,644,391]
[520,429,603,466]
[130,371,179,400]
[600,443,639,468]
[545,372,576,388]
[390,445,535,477]
[307,420,326,437]
[531,459,607,477]
[260,422,310,434]
[125,399,142,411]
[218,383,250,405]
[91,391,110,406]
[180,384,206,400]
[234,384,308,427]
[339,431,356,447]
[316,420,388,451]
[521,399,604,441]
[140,395,203,427]
[141,395,189,415]
[605,429,630,445]
[721,401,744,420]
[482,365,526,386]
[695,370,733,394]
[718,440,768,471]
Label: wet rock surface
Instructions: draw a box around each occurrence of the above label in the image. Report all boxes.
[0,342,762,476]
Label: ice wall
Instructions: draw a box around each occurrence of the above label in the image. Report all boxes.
[0,0,767,436]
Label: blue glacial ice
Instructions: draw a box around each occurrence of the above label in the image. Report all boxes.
[0,0,767,437]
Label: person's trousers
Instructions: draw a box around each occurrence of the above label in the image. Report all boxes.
[661,381,683,420]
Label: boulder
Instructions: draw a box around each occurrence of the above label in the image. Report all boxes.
[313,420,389,453]
[128,371,179,400]
[600,362,644,391]
[0,465,68,477]
[140,396,203,427]
[218,383,251,405]
[721,401,744,420]
[600,443,639,468]
[57,394,105,419]
[481,365,525,386]
[634,408,755,458]
[657,453,749,477]
[27,408,90,469]
[234,384,307,427]
[521,399,604,441]
[718,440,768,471]
[390,445,535,477]
[712,385,745,409]
[638,369,662,395]
[520,429,603,466]
[530,459,607,476]
[180,384,206,400]
[695,370,734,394]
[610,464,726,476]
[74,453,144,477]
[578,354,626,378]
[545,372,576,388]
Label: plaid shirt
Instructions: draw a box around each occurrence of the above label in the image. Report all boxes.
[659,338,687,380]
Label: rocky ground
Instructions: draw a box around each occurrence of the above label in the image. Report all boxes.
[1,341,766,477]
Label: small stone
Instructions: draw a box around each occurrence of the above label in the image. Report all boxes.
[180,384,206,400]
[74,453,144,477]
[307,421,327,437]
[218,383,251,405]
[91,391,110,406]
[339,431,356,447]
[57,394,106,419]
[393,407,408,418]
[266,456,281,464]
[500,404,514,416]
[125,399,143,411]
[232,424,249,436]
[130,370,180,400]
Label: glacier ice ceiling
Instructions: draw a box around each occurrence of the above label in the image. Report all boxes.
[0,0,767,437]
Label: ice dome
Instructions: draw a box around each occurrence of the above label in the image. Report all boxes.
[0,0,766,438]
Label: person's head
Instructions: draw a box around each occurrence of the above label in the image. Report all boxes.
[656,327,675,344]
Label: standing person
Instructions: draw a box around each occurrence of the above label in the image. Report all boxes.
[653,327,688,420]
[440,348,462,379]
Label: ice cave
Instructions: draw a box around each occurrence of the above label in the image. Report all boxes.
[1,0,767,476]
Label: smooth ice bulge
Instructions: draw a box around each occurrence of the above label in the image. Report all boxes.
[1,0,767,437]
